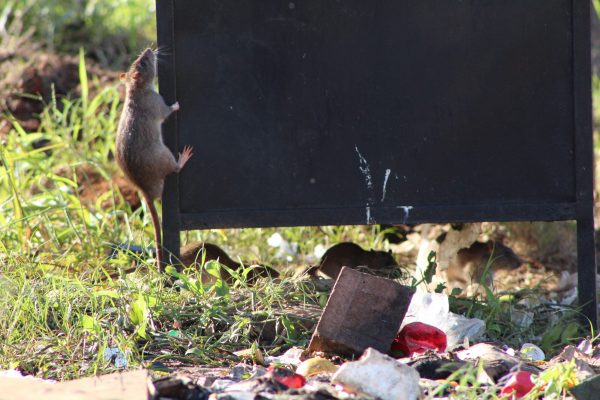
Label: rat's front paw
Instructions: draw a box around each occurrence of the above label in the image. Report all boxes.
[170,101,180,111]
[177,145,194,169]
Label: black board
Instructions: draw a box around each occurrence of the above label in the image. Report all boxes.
[156,0,596,325]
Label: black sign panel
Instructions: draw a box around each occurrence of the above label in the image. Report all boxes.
[156,1,596,324]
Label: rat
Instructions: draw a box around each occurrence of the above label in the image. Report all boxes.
[445,240,522,286]
[180,242,280,284]
[116,47,193,271]
[106,242,278,284]
[308,242,397,279]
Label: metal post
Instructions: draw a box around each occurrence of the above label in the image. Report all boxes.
[156,0,182,269]
[578,216,598,328]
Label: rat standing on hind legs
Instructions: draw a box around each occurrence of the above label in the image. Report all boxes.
[116,48,193,272]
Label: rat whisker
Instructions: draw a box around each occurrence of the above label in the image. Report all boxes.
[153,47,173,66]
[153,45,172,57]
[155,57,169,66]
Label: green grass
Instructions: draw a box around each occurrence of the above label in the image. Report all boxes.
[0,61,582,380]
[3,0,156,67]
[0,52,393,379]
[0,4,598,399]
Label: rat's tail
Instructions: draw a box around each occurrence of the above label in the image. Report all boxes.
[142,193,164,272]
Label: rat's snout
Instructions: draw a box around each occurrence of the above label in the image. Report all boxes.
[142,47,153,56]
[137,48,155,63]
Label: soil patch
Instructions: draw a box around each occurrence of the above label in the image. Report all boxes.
[1,47,121,137]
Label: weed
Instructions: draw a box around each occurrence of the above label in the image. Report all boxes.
[0,50,386,379]
[0,7,598,400]
[3,0,156,67]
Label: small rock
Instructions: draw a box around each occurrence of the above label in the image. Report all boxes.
[519,343,545,361]
[332,348,420,400]
[511,309,534,329]
[296,358,338,377]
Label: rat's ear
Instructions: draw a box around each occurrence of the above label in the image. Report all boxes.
[119,73,128,82]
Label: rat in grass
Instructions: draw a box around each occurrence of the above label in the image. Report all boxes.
[107,241,279,283]
[445,240,522,296]
[180,242,280,284]
[116,47,193,271]
[307,242,397,279]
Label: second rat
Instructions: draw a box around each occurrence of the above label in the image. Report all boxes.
[308,242,397,279]
[180,242,279,284]
[445,240,522,288]
[116,48,193,271]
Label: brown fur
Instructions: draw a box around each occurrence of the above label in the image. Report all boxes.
[180,242,279,284]
[116,48,193,271]
[309,242,397,279]
[446,240,522,285]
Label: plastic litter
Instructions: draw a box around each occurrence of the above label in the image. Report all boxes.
[401,291,485,349]
[0,369,55,384]
[500,371,535,399]
[267,233,298,262]
[313,244,327,259]
[103,347,128,368]
[264,346,304,367]
[266,366,306,389]
[332,348,420,400]
[391,322,447,357]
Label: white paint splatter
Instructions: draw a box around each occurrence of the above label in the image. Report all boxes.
[366,205,375,224]
[355,146,373,189]
[397,206,413,222]
[400,205,413,214]
[381,169,391,202]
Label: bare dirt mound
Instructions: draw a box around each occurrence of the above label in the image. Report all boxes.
[1,49,120,136]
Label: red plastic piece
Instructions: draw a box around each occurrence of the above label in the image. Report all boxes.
[391,322,447,357]
[267,366,306,389]
[500,371,535,399]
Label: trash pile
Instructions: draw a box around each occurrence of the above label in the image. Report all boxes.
[147,267,600,399]
[3,266,600,400]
